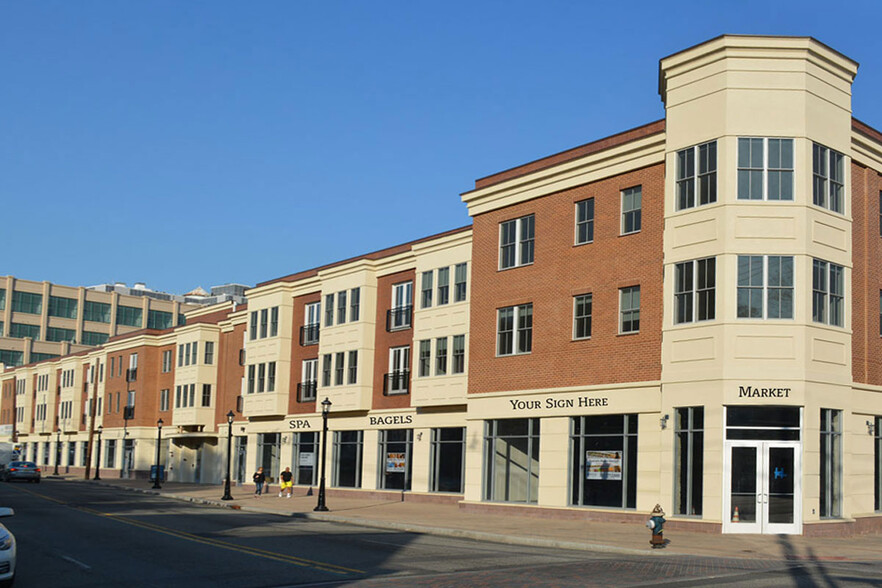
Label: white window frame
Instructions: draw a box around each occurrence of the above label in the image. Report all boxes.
[676,140,717,210]
[497,303,533,356]
[499,214,535,270]
[674,258,716,324]
[736,255,794,320]
[573,294,592,340]
[575,198,595,245]
[619,286,640,334]
[812,142,845,214]
[812,259,845,327]
[737,137,794,201]
[621,187,642,235]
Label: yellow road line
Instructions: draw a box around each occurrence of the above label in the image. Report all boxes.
[9,485,362,575]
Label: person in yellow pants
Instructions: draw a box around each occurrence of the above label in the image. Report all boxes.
[279,466,293,498]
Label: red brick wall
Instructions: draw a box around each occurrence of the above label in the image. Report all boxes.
[289,292,321,414]
[103,346,161,429]
[851,162,882,386]
[373,269,416,410]
[468,163,664,394]
[216,322,246,423]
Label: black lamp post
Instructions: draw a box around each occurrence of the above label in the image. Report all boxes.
[152,419,163,489]
[53,428,61,476]
[93,425,103,480]
[314,398,331,512]
[221,411,235,501]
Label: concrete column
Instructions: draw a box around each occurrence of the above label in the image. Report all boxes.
[75,287,86,343]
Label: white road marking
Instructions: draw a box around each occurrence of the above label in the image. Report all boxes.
[61,555,91,570]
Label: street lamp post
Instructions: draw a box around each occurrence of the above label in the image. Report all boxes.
[93,426,103,480]
[221,411,235,501]
[53,428,61,476]
[152,419,163,490]
[314,398,331,512]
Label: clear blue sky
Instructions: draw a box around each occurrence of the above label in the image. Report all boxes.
[2,1,881,294]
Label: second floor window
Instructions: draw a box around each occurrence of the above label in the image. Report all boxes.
[421,271,433,308]
[738,138,794,201]
[204,341,214,365]
[675,258,716,324]
[454,263,468,302]
[621,187,642,234]
[337,291,347,324]
[813,143,845,213]
[677,140,717,210]
[737,255,793,319]
[573,294,592,339]
[500,214,534,269]
[389,282,413,330]
[498,304,532,356]
[812,259,844,327]
[325,294,335,327]
[619,286,640,334]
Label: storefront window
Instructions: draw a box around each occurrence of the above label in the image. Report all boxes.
[570,414,638,508]
[105,439,116,469]
[257,433,281,483]
[674,407,704,516]
[379,429,412,490]
[484,419,540,504]
[292,432,318,486]
[430,428,465,493]
[820,409,842,518]
[333,430,363,488]
[875,416,881,512]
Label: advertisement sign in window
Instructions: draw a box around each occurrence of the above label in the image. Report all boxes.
[586,450,622,480]
[386,452,406,473]
[299,452,315,467]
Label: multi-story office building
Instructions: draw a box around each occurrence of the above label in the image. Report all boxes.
[2,35,881,536]
[0,276,206,367]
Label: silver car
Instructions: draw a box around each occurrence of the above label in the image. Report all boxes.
[1,462,40,484]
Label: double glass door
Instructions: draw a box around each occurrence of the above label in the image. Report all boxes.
[724,441,800,534]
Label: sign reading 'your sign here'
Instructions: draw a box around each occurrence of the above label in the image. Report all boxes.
[509,396,610,411]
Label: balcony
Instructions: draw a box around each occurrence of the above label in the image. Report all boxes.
[386,306,412,332]
[297,381,317,402]
[125,368,137,382]
[299,324,320,346]
[383,370,410,395]
[123,405,135,420]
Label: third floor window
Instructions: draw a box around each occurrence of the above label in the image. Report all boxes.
[677,140,717,210]
[813,143,845,214]
[500,214,534,269]
[737,137,794,201]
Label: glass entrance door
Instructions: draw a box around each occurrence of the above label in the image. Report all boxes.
[724,441,800,534]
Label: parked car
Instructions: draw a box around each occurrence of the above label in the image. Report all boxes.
[1,462,40,484]
[0,507,15,586]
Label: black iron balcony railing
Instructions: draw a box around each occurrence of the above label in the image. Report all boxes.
[238,348,246,366]
[123,405,135,420]
[299,324,320,346]
[385,305,413,332]
[383,370,410,395]
[125,368,137,382]
[297,381,317,402]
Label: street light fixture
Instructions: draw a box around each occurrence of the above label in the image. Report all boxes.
[221,411,235,501]
[53,428,61,476]
[93,425,103,480]
[152,419,163,490]
[314,398,331,512]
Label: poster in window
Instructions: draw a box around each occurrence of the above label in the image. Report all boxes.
[299,452,315,467]
[585,450,622,480]
[386,452,406,473]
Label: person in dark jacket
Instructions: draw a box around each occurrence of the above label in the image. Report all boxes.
[253,467,266,498]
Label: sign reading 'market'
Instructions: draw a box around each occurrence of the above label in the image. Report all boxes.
[738,386,791,398]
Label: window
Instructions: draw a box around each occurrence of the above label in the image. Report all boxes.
[127,390,136,408]
[332,430,363,488]
[454,263,468,302]
[435,337,448,376]
[452,335,465,375]
[418,340,431,377]
[875,416,881,512]
[204,341,214,365]
[575,198,595,244]
[267,362,276,392]
[105,440,116,469]
[388,282,413,331]
[385,346,410,394]
[259,309,268,338]
[324,294,334,327]
[0,289,4,311]
[302,302,320,345]
[116,306,143,327]
[738,138,794,200]
[202,384,211,407]
[257,363,266,393]
[292,432,318,486]
[160,389,170,411]
[348,350,358,384]
[379,429,413,490]
[9,323,40,339]
[46,327,76,343]
[675,258,716,324]
[190,342,197,365]
[421,271,433,308]
[178,344,184,367]
[812,259,844,327]
[499,214,535,269]
[677,140,717,210]
[571,414,638,508]
[11,291,42,314]
[674,407,704,516]
[431,427,465,493]
[83,301,111,323]
[813,143,845,213]
[247,365,256,394]
[619,286,640,334]
[621,187,642,234]
[322,354,332,387]
[270,306,279,337]
[437,267,450,305]
[147,310,173,330]
[497,304,532,356]
[48,296,77,319]
[249,311,258,340]
[820,409,842,518]
[737,255,793,319]
[161,350,172,373]
[300,359,317,401]
[336,291,347,324]
[334,352,344,386]
[350,288,360,321]
[573,294,592,340]
[485,418,540,504]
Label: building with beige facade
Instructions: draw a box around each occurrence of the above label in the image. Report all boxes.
[2,35,881,537]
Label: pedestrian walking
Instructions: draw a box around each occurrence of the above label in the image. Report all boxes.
[253,466,266,498]
[279,466,293,498]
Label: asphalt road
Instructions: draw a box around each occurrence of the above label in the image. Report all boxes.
[0,480,880,587]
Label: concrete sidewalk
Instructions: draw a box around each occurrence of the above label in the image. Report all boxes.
[57,476,882,562]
